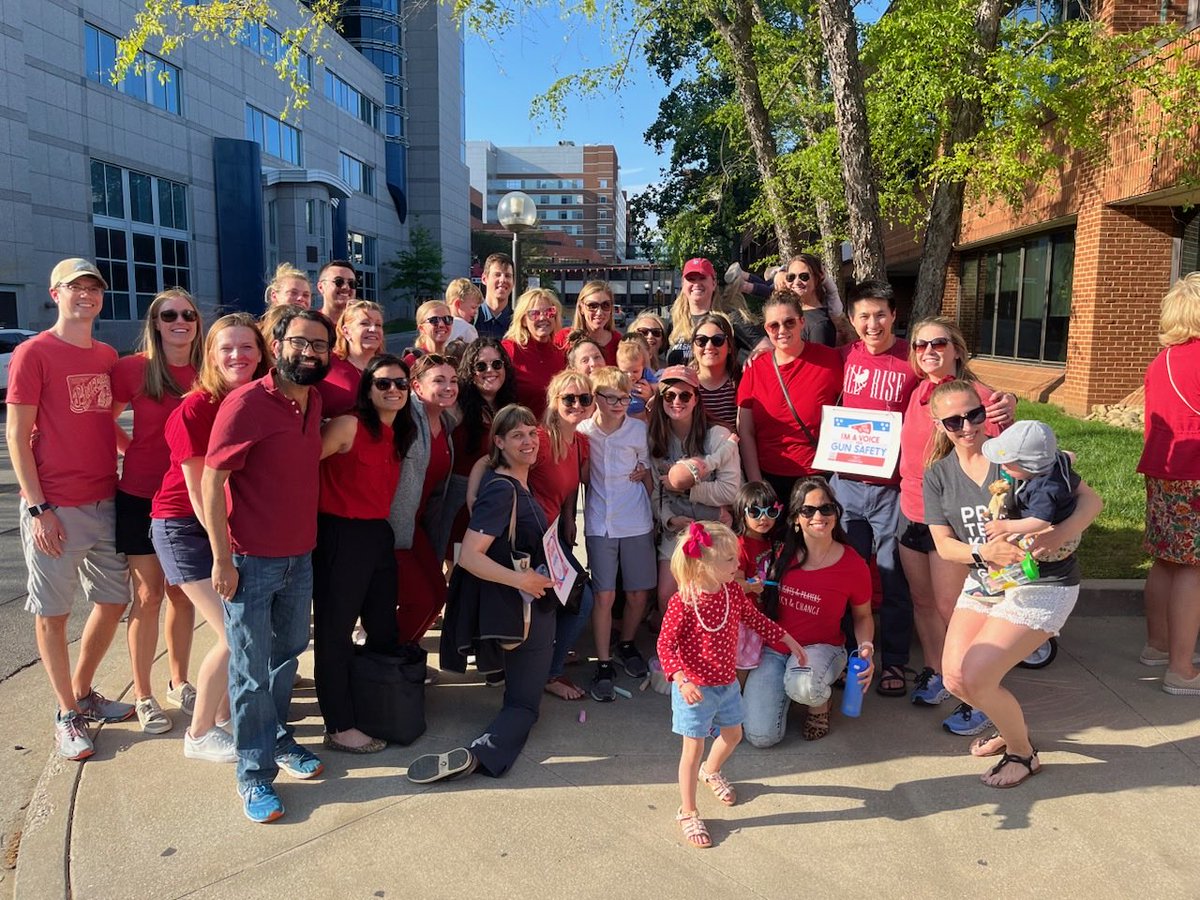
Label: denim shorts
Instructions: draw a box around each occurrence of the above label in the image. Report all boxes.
[150,516,213,586]
[671,680,744,738]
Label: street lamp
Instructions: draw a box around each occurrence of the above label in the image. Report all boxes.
[496,191,538,290]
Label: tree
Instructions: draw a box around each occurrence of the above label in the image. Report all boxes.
[386,221,444,316]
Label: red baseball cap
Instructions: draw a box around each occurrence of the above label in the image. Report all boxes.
[682,258,716,280]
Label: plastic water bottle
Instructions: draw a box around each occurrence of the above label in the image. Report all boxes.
[841,651,869,718]
[982,553,1040,595]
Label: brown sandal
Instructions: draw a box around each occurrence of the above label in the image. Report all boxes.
[699,765,737,806]
[803,708,831,741]
[676,808,712,848]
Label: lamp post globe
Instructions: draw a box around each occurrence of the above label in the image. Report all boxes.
[497,191,538,291]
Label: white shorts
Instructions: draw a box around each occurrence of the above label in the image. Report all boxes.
[956,581,1079,636]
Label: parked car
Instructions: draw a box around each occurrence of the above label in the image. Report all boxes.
[0,329,39,399]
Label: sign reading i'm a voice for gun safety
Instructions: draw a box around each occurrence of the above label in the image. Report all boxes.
[813,406,903,479]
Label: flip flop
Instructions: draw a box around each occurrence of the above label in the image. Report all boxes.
[969,731,1007,758]
[406,748,476,784]
[983,750,1041,788]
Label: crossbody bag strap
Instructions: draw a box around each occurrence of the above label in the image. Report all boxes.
[770,352,819,448]
[1166,347,1200,416]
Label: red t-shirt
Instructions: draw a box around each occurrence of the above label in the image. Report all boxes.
[553,328,621,366]
[838,339,920,486]
[319,418,400,519]
[655,581,787,686]
[7,332,118,506]
[205,372,324,557]
[112,354,197,498]
[737,534,774,581]
[898,377,1000,522]
[1138,339,1200,480]
[528,426,589,525]
[152,391,221,520]
[769,546,871,652]
[315,356,363,419]
[502,338,566,419]
[736,343,843,476]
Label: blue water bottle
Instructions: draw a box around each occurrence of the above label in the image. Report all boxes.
[841,651,869,718]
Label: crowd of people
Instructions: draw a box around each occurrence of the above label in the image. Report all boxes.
[9,252,1196,841]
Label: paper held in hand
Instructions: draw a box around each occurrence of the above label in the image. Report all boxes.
[542,516,577,606]
[813,406,903,479]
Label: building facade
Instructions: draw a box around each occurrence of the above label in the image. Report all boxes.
[0,0,468,347]
[466,141,628,263]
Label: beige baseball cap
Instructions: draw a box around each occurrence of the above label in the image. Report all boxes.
[50,258,108,291]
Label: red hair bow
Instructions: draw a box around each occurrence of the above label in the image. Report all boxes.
[682,521,712,559]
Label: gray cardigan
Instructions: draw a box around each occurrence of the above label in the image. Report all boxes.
[388,398,458,552]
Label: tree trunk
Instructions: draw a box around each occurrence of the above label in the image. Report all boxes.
[706,0,803,260]
[911,0,1007,319]
[799,56,842,281]
[816,0,886,282]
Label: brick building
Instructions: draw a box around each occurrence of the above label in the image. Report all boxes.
[888,0,1200,415]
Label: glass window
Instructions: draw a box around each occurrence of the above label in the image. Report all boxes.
[994,247,1021,358]
[1017,237,1049,360]
[348,232,378,300]
[91,160,124,218]
[84,24,180,114]
[599,178,609,188]
[977,253,998,355]
[245,105,301,164]
[1044,233,1073,363]
[129,172,154,224]
[598,195,609,204]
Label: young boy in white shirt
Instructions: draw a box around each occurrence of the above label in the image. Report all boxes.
[578,366,657,701]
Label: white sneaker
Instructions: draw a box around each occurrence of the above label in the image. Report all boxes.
[184,726,237,763]
[1139,644,1200,667]
[166,681,197,716]
[136,697,173,734]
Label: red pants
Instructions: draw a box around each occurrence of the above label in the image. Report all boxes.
[394,529,447,643]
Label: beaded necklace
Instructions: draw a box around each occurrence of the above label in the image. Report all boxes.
[691,584,731,633]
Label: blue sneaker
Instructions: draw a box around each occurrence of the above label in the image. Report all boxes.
[911,668,951,706]
[276,745,324,779]
[240,784,284,823]
[942,702,993,735]
[76,688,135,724]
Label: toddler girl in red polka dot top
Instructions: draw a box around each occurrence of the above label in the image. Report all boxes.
[656,521,805,849]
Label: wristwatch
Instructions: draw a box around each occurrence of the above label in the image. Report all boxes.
[27,502,54,518]
[970,542,985,567]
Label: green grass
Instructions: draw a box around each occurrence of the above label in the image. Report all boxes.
[1015,400,1148,580]
[383,318,416,334]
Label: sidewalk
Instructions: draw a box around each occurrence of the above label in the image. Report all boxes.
[11,606,1200,899]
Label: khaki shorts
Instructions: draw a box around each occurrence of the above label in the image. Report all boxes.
[21,499,130,617]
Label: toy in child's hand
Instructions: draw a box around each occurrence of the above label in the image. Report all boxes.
[982,479,1012,540]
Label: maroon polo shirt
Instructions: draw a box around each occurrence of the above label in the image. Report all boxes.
[205,370,323,557]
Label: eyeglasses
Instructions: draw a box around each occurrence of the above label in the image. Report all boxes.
[57,282,104,296]
[424,315,454,327]
[635,327,663,339]
[157,308,198,323]
[692,333,727,349]
[560,392,594,408]
[765,318,799,333]
[785,272,812,284]
[473,359,505,373]
[745,504,782,519]
[798,503,839,518]
[662,389,694,405]
[583,300,612,312]
[327,276,357,290]
[372,377,410,391]
[595,392,631,407]
[528,307,557,320]
[914,337,952,352]
[938,405,987,433]
[282,336,331,354]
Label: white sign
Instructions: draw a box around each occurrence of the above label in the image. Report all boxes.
[813,406,903,479]
[542,516,577,606]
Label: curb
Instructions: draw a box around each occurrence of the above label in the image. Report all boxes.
[1075,579,1145,617]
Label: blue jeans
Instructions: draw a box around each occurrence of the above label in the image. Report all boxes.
[224,553,313,789]
[830,475,912,669]
[548,582,595,679]
[743,645,846,748]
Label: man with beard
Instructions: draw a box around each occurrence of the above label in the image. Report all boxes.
[315,260,357,324]
[201,306,332,823]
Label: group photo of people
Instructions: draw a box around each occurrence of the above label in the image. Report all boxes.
[9,251,1199,845]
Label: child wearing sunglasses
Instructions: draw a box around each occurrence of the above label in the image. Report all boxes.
[731,481,785,675]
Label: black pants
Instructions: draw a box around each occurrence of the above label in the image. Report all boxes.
[470,600,555,778]
[312,514,399,734]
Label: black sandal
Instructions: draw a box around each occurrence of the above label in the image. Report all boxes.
[969,731,1007,758]
[875,665,908,697]
[983,749,1040,789]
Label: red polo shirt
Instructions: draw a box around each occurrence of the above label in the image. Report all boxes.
[205,371,323,557]
[502,337,566,419]
[315,355,362,419]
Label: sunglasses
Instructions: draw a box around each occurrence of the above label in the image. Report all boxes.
[914,337,952,351]
[372,377,410,391]
[158,308,198,323]
[662,389,695,404]
[745,504,782,519]
[765,317,799,333]
[528,307,557,320]
[560,392,594,408]
[938,405,987,433]
[473,359,505,373]
[583,300,612,312]
[596,392,631,407]
[328,276,357,290]
[798,503,839,518]
[636,327,663,339]
[785,272,812,284]
[692,333,727,349]
[424,315,454,327]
